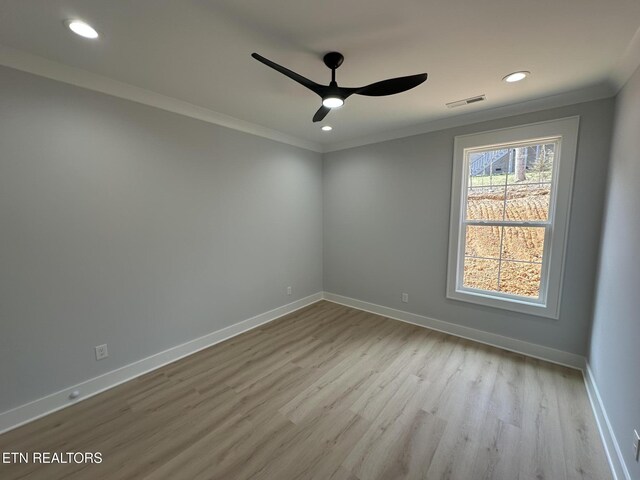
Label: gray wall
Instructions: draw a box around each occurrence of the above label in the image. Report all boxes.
[324,99,614,355]
[0,66,323,412]
[589,66,640,479]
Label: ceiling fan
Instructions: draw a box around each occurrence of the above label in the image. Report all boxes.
[251,52,428,123]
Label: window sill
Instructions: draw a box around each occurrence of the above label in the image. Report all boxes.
[446,288,559,319]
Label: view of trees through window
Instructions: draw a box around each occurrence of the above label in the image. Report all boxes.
[462,142,556,298]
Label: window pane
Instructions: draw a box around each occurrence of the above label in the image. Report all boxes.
[501,226,545,262]
[465,225,502,259]
[466,187,505,221]
[504,184,550,221]
[506,143,556,185]
[463,257,499,292]
[499,261,542,298]
[468,148,510,187]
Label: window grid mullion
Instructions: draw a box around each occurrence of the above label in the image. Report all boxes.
[495,153,510,292]
[468,180,552,189]
[496,226,505,292]
[463,220,550,227]
[463,254,544,265]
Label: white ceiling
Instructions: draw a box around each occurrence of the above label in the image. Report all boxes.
[1,0,640,150]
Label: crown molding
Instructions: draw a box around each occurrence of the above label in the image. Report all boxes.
[323,83,615,153]
[0,45,322,153]
[610,25,640,92]
[1,43,628,155]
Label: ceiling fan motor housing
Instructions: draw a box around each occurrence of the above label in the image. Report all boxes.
[323,52,344,70]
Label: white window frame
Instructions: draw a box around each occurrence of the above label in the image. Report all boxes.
[446,116,579,319]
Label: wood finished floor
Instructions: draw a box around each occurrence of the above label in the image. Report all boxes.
[0,301,610,480]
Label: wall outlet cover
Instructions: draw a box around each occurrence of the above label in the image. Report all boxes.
[95,344,109,361]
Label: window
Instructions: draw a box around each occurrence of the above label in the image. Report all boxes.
[447,117,579,318]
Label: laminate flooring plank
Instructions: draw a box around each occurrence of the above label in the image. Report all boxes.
[552,365,613,480]
[425,345,501,480]
[279,355,379,424]
[251,409,371,480]
[520,357,568,480]
[487,349,526,428]
[469,415,522,480]
[420,338,478,418]
[343,374,442,480]
[141,412,296,480]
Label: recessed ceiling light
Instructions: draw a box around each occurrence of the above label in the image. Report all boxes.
[321,126,333,131]
[65,19,99,39]
[322,96,344,108]
[503,71,530,83]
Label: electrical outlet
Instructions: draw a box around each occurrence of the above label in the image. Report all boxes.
[634,429,640,462]
[287,286,292,295]
[401,293,409,303]
[95,344,108,361]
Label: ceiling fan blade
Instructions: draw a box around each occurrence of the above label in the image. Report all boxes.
[252,53,323,96]
[356,73,428,97]
[312,105,331,123]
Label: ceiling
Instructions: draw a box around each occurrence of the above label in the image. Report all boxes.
[1,0,640,150]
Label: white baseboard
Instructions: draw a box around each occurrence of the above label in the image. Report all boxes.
[583,363,631,480]
[0,293,323,434]
[322,292,585,370]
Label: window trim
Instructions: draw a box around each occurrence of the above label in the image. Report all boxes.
[446,116,580,319]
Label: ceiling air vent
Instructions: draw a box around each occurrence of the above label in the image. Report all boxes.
[446,95,486,109]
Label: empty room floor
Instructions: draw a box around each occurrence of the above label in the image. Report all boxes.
[0,301,610,480]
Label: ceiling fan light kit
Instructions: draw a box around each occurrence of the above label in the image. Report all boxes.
[251,51,428,122]
[322,96,344,108]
